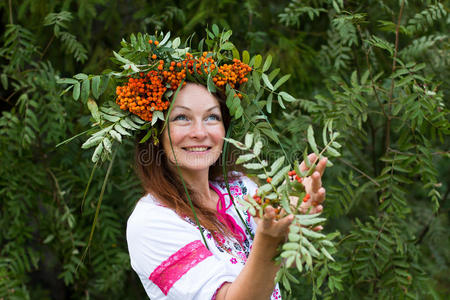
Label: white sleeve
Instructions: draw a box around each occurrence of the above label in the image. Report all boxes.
[126,199,238,299]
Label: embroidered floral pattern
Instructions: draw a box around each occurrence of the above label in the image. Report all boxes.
[236,251,247,263]
[149,240,212,295]
[230,258,238,264]
[272,287,281,299]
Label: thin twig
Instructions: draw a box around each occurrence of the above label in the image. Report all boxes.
[8,0,13,24]
[356,24,387,119]
[385,0,405,150]
[41,35,55,60]
[387,147,450,156]
[3,88,24,104]
[337,157,380,187]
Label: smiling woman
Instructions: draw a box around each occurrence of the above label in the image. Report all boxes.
[128,82,328,299]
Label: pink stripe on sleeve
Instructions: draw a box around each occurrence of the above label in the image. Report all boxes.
[149,240,212,295]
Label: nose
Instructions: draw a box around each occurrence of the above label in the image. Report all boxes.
[189,120,207,139]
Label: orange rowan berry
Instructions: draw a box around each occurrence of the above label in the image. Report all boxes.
[152,54,157,59]
[303,194,310,202]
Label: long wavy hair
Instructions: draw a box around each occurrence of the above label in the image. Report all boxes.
[134,84,241,238]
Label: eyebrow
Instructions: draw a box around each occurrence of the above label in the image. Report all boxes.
[173,105,220,111]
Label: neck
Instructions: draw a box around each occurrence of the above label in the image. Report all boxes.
[173,167,218,210]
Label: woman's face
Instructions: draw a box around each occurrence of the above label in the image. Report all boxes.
[162,83,225,174]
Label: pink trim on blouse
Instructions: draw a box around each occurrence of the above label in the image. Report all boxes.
[210,183,246,244]
[149,240,212,295]
[212,281,231,300]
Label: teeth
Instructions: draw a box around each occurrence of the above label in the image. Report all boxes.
[185,147,208,152]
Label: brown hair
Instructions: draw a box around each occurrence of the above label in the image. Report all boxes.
[134,84,241,238]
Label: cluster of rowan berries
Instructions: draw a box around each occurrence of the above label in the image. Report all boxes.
[288,170,303,183]
[213,58,251,91]
[115,71,169,121]
[160,52,217,91]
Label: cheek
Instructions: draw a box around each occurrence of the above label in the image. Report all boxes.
[163,127,187,147]
[212,126,225,146]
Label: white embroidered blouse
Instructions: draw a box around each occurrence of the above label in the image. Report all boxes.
[126,175,282,299]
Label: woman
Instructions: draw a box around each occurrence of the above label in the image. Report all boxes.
[127,82,327,299]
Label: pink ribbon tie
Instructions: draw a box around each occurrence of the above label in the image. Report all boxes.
[210,183,246,244]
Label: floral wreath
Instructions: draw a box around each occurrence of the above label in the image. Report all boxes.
[58,25,341,291]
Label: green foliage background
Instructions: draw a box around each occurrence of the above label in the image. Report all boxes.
[0,0,448,299]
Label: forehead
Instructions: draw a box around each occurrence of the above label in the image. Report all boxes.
[172,83,220,109]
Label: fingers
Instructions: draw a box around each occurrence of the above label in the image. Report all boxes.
[313,225,323,231]
[311,171,322,193]
[299,153,318,172]
[312,187,326,206]
[260,205,294,236]
[261,205,275,227]
[299,154,328,176]
[315,157,328,176]
[299,203,322,214]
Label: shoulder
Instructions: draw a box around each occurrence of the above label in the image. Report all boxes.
[127,194,175,230]
[126,193,195,239]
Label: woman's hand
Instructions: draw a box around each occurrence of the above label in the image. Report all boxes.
[289,153,327,219]
[253,205,294,241]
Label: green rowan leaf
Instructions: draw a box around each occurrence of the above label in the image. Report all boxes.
[73,81,80,100]
[321,247,335,261]
[272,166,291,185]
[273,74,291,90]
[245,133,254,148]
[109,130,122,143]
[220,42,234,51]
[81,79,90,103]
[236,153,256,164]
[224,137,247,150]
[239,50,249,64]
[268,156,285,176]
[307,125,319,155]
[253,141,263,156]
[91,76,101,99]
[159,31,171,47]
[262,73,274,90]
[253,54,262,68]
[258,183,272,194]
[87,99,100,122]
[102,114,121,123]
[279,91,296,102]
[263,54,272,72]
[296,254,303,273]
[103,137,112,153]
[243,163,264,169]
[114,124,131,136]
[288,233,300,242]
[301,227,326,239]
[92,142,104,163]
[82,136,103,149]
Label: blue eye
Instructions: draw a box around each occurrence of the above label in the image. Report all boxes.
[173,114,188,121]
[207,114,221,121]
